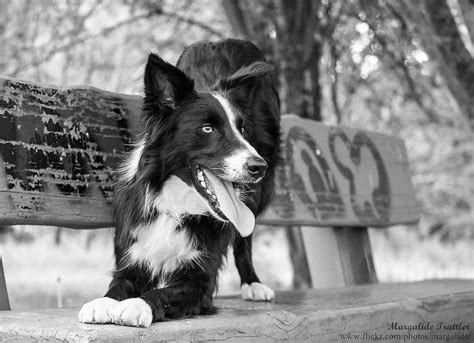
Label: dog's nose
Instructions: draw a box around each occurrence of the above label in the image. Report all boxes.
[246,158,268,179]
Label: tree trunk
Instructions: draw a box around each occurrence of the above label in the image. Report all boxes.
[387,0,474,125]
[457,0,474,43]
[222,0,324,289]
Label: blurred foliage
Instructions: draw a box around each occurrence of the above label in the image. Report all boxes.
[0,0,231,92]
[0,0,472,241]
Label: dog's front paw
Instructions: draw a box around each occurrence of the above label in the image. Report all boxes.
[110,298,153,327]
[78,297,119,324]
[241,282,274,301]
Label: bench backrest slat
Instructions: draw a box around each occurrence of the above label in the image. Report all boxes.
[0,78,141,228]
[0,78,418,228]
[259,115,419,226]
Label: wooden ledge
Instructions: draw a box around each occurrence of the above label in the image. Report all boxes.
[0,280,473,342]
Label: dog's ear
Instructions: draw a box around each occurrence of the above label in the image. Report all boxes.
[143,53,195,123]
[218,62,273,97]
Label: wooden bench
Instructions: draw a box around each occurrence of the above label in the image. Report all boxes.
[1,280,473,342]
[0,77,472,341]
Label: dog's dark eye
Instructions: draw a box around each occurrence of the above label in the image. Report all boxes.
[201,125,214,134]
[240,126,245,134]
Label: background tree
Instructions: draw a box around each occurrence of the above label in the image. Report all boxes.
[386,0,473,125]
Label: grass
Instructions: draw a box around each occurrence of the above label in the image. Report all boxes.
[1,224,472,310]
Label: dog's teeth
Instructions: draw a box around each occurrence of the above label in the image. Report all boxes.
[206,189,212,194]
[197,173,204,181]
[200,181,206,188]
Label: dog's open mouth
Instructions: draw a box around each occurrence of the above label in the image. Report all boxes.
[191,165,255,237]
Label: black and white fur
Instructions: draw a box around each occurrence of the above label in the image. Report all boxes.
[78,39,280,327]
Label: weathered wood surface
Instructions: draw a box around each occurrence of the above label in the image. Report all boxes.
[0,280,472,342]
[0,78,141,228]
[262,114,419,227]
[0,77,418,228]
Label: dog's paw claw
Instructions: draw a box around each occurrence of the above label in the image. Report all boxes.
[110,298,153,327]
[241,282,274,301]
[78,297,119,324]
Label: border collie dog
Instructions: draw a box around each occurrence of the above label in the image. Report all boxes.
[78,39,280,327]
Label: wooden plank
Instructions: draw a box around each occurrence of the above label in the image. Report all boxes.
[0,280,472,342]
[301,226,377,288]
[0,257,10,311]
[334,226,377,284]
[0,78,418,228]
[259,114,419,227]
[0,78,141,228]
[300,227,346,288]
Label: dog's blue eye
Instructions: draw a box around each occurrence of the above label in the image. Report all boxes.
[201,125,214,133]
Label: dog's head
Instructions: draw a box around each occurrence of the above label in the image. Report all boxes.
[133,53,273,236]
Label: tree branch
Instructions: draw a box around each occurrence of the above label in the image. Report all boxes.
[160,8,225,38]
[221,0,250,38]
[330,44,343,123]
[10,8,223,76]
[353,12,440,123]
[456,0,474,44]
[386,0,474,126]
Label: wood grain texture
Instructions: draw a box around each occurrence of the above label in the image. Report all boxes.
[259,114,419,226]
[0,78,419,228]
[0,77,141,228]
[0,280,472,342]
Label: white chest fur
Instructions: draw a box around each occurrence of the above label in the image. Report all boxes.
[126,215,201,280]
[125,176,208,283]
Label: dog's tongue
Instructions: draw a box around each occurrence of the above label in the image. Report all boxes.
[202,170,255,237]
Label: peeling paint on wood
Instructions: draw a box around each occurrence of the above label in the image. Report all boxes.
[0,77,141,228]
[0,78,418,229]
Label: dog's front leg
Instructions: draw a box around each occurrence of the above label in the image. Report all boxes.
[110,278,211,327]
[233,234,274,301]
